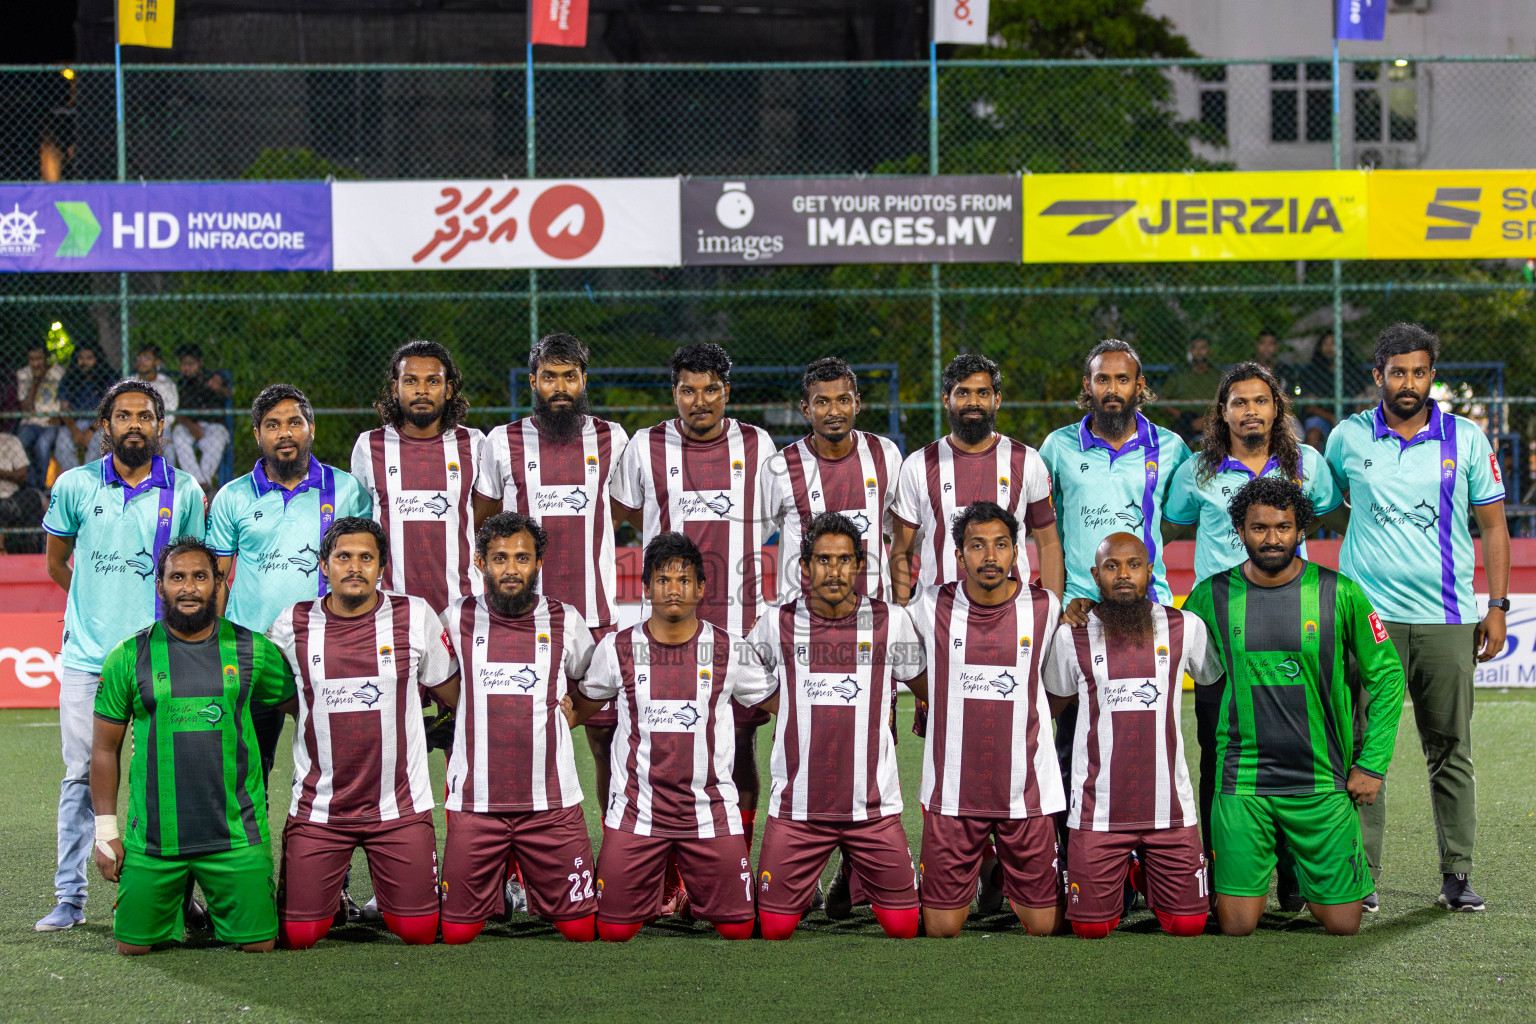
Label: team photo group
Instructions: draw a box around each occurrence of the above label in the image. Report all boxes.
[33,320,1507,953]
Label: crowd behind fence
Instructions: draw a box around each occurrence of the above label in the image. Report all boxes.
[2,56,1536,546]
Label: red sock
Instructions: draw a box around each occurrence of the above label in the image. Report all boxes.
[740,809,757,853]
[507,852,522,884]
[1129,857,1147,897]
[279,918,332,950]
[759,911,801,941]
[712,920,754,941]
[663,853,684,898]
[1156,910,1207,937]
[871,905,920,940]
[552,915,596,943]
[382,911,439,945]
[440,920,484,945]
[1071,917,1120,940]
[596,919,643,943]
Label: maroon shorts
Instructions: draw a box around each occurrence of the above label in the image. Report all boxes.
[581,625,620,729]
[279,810,439,922]
[441,804,596,923]
[594,829,754,925]
[757,814,917,914]
[1065,825,1206,923]
[919,812,1062,911]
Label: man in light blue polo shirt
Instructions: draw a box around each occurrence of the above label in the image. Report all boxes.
[1326,322,1508,913]
[1039,339,1190,615]
[207,383,369,782]
[34,380,206,932]
[1164,362,1347,583]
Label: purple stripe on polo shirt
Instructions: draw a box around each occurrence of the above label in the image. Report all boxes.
[1438,416,1461,625]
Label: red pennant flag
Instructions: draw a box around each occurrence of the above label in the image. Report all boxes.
[530,0,588,47]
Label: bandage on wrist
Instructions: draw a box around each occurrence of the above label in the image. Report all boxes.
[94,814,120,861]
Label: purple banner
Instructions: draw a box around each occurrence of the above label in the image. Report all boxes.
[0,183,331,272]
[1335,0,1387,41]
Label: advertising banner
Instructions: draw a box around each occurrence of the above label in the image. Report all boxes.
[331,178,680,270]
[681,176,1020,265]
[0,614,66,709]
[1022,171,1370,263]
[0,183,331,272]
[1368,170,1536,260]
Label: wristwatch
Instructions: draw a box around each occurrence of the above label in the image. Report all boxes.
[1487,598,1511,612]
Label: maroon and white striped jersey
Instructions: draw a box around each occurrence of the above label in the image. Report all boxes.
[907,581,1064,819]
[890,435,1054,590]
[441,595,596,814]
[580,620,775,839]
[350,425,486,614]
[747,597,924,823]
[611,418,776,637]
[267,592,458,825]
[1042,605,1220,832]
[761,431,904,605]
[475,415,630,630]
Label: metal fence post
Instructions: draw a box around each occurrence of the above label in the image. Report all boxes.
[115,38,130,377]
[1331,39,1345,424]
[526,39,538,413]
[929,41,942,439]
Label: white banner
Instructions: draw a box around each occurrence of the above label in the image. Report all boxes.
[933,0,990,45]
[1473,593,1536,688]
[331,178,680,271]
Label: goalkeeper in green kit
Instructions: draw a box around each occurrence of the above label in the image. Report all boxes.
[91,537,297,954]
[1184,477,1404,937]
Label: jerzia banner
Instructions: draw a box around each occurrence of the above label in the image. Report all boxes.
[680,176,1022,265]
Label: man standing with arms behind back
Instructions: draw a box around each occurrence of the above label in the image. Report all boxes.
[888,353,1062,605]
[1325,322,1509,912]
[35,380,206,932]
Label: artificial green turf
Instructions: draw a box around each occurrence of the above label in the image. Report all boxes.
[2,692,1532,1024]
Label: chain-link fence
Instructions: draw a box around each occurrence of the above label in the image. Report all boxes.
[2,56,1536,548]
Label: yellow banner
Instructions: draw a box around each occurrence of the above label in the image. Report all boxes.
[118,0,175,49]
[1369,171,1536,259]
[1022,172,1370,263]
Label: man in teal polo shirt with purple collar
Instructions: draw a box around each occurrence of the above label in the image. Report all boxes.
[1325,322,1508,913]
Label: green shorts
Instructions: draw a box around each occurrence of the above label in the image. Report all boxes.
[114,843,277,946]
[1212,791,1372,905]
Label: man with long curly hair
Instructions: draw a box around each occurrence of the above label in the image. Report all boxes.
[351,339,485,615]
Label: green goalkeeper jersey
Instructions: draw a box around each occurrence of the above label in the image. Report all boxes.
[1183,561,1405,797]
[94,619,296,857]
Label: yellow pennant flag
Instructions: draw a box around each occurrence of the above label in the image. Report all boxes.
[118,0,175,49]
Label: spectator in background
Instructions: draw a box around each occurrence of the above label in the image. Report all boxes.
[1252,327,1294,399]
[1159,335,1222,444]
[170,344,232,489]
[0,426,43,552]
[54,345,118,474]
[1296,331,1372,449]
[16,344,65,490]
[134,345,179,444]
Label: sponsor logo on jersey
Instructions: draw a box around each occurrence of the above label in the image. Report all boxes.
[1368,611,1390,644]
[1155,644,1168,661]
[676,490,734,518]
[352,682,382,707]
[158,506,172,521]
[127,548,155,579]
[805,673,862,705]
[224,665,237,678]
[865,477,878,492]
[1020,636,1032,655]
[731,460,744,476]
[1490,452,1502,484]
[1133,680,1159,706]
[1304,620,1318,640]
[198,701,225,724]
[379,645,393,662]
[640,700,702,730]
[858,640,872,663]
[958,668,1019,699]
[538,633,551,652]
[533,485,591,515]
[320,504,334,516]
[1442,457,1456,482]
[394,491,451,518]
[482,664,541,691]
[586,455,599,472]
[448,461,460,476]
[842,511,871,535]
[1276,658,1301,678]
[998,476,1009,490]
